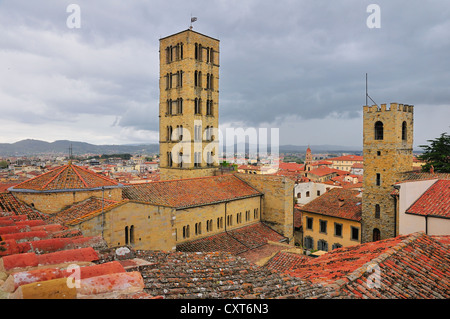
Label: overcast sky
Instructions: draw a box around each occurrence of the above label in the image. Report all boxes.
[0,0,449,148]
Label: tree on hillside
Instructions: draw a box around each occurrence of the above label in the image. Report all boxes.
[418,132,450,173]
[0,160,8,169]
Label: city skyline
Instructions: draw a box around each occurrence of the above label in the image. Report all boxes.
[0,0,449,148]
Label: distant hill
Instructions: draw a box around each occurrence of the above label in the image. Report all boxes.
[0,139,159,156]
[0,139,366,156]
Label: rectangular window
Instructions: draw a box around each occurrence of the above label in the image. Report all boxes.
[304,237,314,250]
[306,217,313,230]
[351,227,359,241]
[334,223,343,237]
[376,173,381,186]
[319,220,327,234]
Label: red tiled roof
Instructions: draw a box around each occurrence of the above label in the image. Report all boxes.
[176,222,286,255]
[307,166,347,177]
[310,160,332,166]
[122,175,262,209]
[327,155,363,162]
[10,163,120,192]
[0,192,43,220]
[351,163,364,169]
[399,171,450,183]
[406,180,450,218]
[135,250,328,299]
[0,183,21,193]
[264,251,312,273]
[287,232,450,298]
[0,212,155,299]
[43,197,124,226]
[278,162,304,172]
[432,235,450,246]
[300,188,362,221]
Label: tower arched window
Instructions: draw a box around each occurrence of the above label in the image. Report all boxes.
[374,121,384,140]
[402,121,407,141]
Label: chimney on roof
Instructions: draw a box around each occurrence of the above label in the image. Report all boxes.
[338,197,345,207]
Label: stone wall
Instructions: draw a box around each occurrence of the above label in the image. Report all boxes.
[235,173,294,242]
[13,187,123,215]
[159,167,218,181]
[74,201,175,251]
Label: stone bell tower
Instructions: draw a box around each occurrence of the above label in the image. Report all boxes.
[361,103,414,243]
[159,29,220,180]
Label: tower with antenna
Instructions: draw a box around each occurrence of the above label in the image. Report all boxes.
[361,74,414,242]
[158,27,220,180]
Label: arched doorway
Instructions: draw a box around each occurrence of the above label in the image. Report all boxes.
[373,228,381,241]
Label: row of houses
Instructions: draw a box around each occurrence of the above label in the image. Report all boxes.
[295,171,450,253]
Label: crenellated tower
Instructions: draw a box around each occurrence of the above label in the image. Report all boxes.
[362,103,414,242]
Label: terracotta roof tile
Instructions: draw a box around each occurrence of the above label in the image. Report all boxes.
[399,171,450,183]
[10,163,120,192]
[134,250,328,299]
[0,192,43,220]
[300,188,362,221]
[264,251,313,273]
[177,222,286,255]
[0,216,150,299]
[43,197,121,226]
[327,155,363,162]
[123,175,262,209]
[278,162,305,172]
[406,180,450,218]
[287,232,450,299]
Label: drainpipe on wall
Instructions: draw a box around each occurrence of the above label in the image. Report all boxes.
[101,186,105,238]
[224,201,229,233]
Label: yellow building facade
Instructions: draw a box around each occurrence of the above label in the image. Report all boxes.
[302,212,361,251]
[300,188,362,251]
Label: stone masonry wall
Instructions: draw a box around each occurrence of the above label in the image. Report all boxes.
[235,173,294,242]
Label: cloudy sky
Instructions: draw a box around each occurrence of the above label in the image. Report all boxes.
[0,0,449,148]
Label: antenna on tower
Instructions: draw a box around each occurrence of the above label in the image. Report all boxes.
[366,73,378,107]
[68,144,73,164]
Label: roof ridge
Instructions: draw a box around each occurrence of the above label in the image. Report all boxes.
[331,232,426,291]
[128,173,229,186]
[70,164,89,188]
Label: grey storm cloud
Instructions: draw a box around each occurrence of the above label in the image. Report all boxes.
[0,0,449,146]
